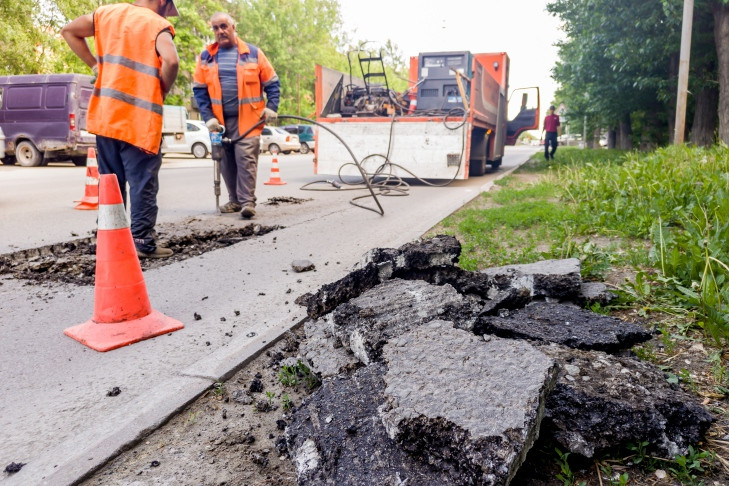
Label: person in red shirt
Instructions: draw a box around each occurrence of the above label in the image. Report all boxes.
[541,105,561,160]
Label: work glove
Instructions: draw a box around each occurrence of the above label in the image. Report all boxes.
[205,118,223,132]
[261,107,278,123]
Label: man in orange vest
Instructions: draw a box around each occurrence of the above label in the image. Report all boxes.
[61,0,180,258]
[193,12,280,219]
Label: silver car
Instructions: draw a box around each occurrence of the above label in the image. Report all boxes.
[259,126,299,155]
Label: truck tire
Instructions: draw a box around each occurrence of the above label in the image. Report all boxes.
[192,142,208,159]
[469,159,486,177]
[488,157,503,170]
[15,140,43,167]
[299,142,310,154]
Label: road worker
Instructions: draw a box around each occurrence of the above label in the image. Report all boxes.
[193,12,280,219]
[61,0,180,258]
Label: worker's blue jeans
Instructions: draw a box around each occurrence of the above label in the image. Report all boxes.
[95,135,162,253]
[544,132,558,160]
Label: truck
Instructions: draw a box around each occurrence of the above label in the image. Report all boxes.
[0,74,96,167]
[161,104,188,151]
[313,51,540,179]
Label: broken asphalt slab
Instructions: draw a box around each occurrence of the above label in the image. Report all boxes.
[288,321,558,486]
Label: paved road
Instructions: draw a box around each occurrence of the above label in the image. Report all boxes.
[0,146,537,485]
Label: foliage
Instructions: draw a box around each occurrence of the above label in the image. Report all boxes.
[669,445,715,485]
[278,360,320,390]
[554,448,587,486]
[558,145,729,341]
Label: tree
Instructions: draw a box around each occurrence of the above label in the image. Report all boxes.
[713,0,729,144]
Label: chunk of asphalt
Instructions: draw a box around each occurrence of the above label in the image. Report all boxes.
[380,320,558,486]
[328,278,477,364]
[539,345,714,458]
[291,259,315,273]
[299,318,359,379]
[576,281,617,307]
[474,301,653,352]
[303,235,463,319]
[286,363,458,486]
[481,258,582,299]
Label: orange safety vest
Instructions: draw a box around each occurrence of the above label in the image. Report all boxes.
[87,4,174,154]
[193,38,277,138]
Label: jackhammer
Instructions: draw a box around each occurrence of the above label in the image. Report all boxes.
[208,119,266,213]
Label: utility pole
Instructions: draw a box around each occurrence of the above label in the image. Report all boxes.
[674,0,694,144]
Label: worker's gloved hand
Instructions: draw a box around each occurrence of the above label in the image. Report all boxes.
[206,118,223,132]
[90,64,98,84]
[261,107,278,123]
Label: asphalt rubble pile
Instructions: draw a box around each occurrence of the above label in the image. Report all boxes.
[284,235,713,485]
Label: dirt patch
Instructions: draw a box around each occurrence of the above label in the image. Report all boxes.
[80,326,311,486]
[0,221,282,286]
[263,196,313,206]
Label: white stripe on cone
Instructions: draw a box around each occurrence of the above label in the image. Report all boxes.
[85,177,100,185]
[97,202,129,230]
[87,158,98,167]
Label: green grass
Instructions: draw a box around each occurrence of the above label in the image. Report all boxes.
[429,144,729,343]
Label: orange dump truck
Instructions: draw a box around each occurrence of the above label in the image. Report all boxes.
[314,51,539,179]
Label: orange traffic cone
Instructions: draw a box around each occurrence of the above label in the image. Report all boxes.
[263,156,287,185]
[74,147,100,210]
[64,174,184,352]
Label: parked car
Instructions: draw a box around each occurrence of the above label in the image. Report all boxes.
[0,74,96,167]
[281,124,314,154]
[161,120,211,158]
[259,125,299,154]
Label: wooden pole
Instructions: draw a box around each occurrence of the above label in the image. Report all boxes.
[674,0,694,144]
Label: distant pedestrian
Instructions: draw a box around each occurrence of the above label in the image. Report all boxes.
[541,105,561,161]
[193,12,280,219]
[61,0,180,258]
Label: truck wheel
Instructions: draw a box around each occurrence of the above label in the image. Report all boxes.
[469,159,486,177]
[268,143,280,155]
[71,156,88,166]
[192,142,208,159]
[299,142,310,154]
[15,141,43,167]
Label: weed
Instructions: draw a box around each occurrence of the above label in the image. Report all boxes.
[278,360,320,390]
[212,382,224,398]
[626,440,657,471]
[554,448,586,486]
[266,391,275,406]
[186,411,198,425]
[281,393,293,411]
[600,464,629,486]
[669,445,714,485]
[632,344,658,363]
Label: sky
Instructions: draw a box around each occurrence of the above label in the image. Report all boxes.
[338,0,565,121]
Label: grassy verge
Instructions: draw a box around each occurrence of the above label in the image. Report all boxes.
[426,145,729,485]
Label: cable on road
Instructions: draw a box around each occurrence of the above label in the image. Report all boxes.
[276,111,469,216]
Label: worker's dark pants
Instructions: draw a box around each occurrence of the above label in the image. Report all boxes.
[95,135,162,253]
[544,132,558,160]
[222,115,261,206]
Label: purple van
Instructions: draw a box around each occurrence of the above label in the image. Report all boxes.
[0,74,96,167]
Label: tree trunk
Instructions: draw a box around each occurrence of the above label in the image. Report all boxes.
[618,113,633,150]
[690,85,719,146]
[714,2,729,144]
[607,129,617,148]
[667,53,679,143]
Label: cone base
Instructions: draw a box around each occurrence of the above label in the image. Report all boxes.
[64,309,184,352]
[263,180,287,185]
[74,202,99,210]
